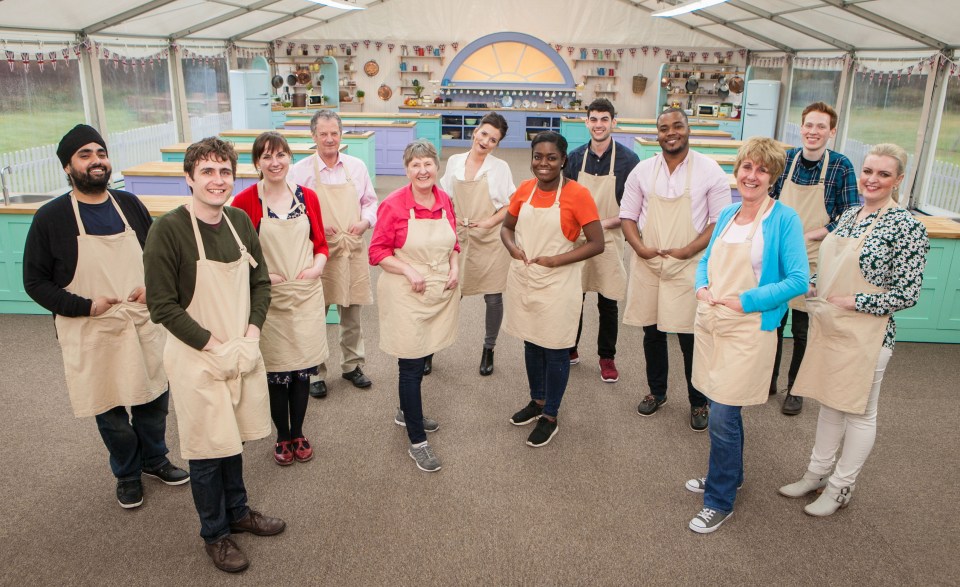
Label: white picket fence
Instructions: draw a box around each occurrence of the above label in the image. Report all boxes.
[782,122,960,214]
[0,112,231,194]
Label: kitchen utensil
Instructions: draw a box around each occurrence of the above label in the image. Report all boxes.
[522,99,531,108]
[685,74,699,94]
[271,75,284,89]
[728,75,745,94]
[501,94,514,107]
[377,84,393,101]
[286,73,298,86]
[297,70,311,85]
[363,60,379,76]
[660,76,670,88]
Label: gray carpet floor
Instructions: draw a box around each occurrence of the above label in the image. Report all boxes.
[1,148,957,585]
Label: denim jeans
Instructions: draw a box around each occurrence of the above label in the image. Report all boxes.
[94,390,171,480]
[771,309,809,392]
[398,357,427,444]
[642,327,706,407]
[704,401,745,514]
[524,341,570,418]
[574,293,619,359]
[189,454,250,544]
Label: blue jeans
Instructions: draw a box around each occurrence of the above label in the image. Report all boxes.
[704,401,745,514]
[524,341,570,418]
[94,390,171,481]
[189,454,250,544]
[398,357,427,444]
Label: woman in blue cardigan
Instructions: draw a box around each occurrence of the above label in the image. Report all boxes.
[685,137,808,533]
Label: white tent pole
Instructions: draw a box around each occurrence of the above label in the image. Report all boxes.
[834,53,856,154]
[776,53,794,141]
[909,52,951,209]
[78,35,109,137]
[167,40,192,143]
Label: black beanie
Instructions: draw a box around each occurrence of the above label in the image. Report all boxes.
[57,124,108,168]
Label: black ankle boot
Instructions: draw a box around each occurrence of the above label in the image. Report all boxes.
[423,355,433,375]
[479,347,494,376]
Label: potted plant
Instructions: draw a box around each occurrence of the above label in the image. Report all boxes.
[412,79,425,105]
[321,95,330,105]
[356,90,365,104]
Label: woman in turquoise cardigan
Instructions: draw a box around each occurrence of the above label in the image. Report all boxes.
[685,137,808,534]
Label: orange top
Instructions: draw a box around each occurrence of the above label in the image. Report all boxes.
[507,178,600,242]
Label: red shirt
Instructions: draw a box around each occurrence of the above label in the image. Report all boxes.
[507,178,600,242]
[231,183,329,257]
[368,184,460,266]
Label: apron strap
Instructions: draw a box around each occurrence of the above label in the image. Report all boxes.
[221,211,258,269]
[188,204,207,260]
[817,151,830,185]
[258,180,301,219]
[69,192,132,236]
[579,140,617,176]
[314,153,352,187]
[719,197,771,241]
[525,176,564,206]
[853,202,894,251]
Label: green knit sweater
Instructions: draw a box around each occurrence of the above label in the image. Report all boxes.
[144,205,271,350]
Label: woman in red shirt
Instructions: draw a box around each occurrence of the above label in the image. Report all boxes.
[501,131,604,447]
[369,139,460,473]
[232,132,329,466]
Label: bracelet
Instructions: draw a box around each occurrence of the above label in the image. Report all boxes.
[91,301,97,316]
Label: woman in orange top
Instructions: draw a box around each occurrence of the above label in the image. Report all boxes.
[501,131,604,447]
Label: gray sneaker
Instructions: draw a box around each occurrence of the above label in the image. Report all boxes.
[689,507,732,534]
[394,408,439,433]
[408,442,441,472]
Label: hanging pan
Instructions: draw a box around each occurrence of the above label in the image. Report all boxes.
[271,75,284,89]
[685,74,699,94]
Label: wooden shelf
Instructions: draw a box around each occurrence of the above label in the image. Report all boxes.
[400,55,444,59]
[595,91,618,95]
[665,69,742,75]
[399,70,433,75]
[573,58,621,64]
[583,75,619,79]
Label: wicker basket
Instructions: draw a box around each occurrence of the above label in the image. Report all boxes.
[632,75,648,95]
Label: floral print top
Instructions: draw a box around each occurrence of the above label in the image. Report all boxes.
[813,206,929,349]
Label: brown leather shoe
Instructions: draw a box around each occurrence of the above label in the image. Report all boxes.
[229,510,286,536]
[204,537,249,573]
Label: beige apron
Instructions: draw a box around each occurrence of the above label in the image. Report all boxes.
[452,173,511,296]
[164,206,271,460]
[313,157,372,307]
[623,156,701,333]
[503,178,582,349]
[377,208,460,358]
[54,194,167,418]
[577,141,627,300]
[255,183,329,372]
[779,151,831,311]
[792,205,892,414]
[692,198,776,406]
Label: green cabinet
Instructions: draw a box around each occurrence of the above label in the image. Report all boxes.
[897,237,960,343]
[0,214,44,314]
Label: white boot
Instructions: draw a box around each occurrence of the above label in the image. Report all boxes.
[804,485,852,517]
[778,470,828,498]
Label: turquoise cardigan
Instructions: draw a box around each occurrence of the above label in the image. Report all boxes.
[695,200,809,331]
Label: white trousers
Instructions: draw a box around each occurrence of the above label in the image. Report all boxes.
[808,346,893,490]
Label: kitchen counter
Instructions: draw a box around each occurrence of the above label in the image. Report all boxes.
[284,120,415,175]
[271,104,337,112]
[400,104,588,115]
[285,119,416,129]
[161,142,318,164]
[286,111,441,120]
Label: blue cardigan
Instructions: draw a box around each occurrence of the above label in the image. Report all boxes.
[695,200,809,331]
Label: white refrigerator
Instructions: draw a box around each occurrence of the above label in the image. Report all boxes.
[741,80,781,140]
[229,70,271,130]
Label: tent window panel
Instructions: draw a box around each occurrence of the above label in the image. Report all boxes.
[846,72,927,187]
[923,75,960,215]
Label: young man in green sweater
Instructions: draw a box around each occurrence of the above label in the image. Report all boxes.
[144,137,284,573]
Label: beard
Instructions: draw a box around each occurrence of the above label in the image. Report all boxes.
[68,164,111,194]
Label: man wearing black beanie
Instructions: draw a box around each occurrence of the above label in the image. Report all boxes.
[23,124,190,510]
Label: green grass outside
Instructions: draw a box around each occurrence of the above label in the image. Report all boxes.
[0,108,154,155]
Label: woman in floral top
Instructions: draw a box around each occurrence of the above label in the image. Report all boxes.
[779,143,929,516]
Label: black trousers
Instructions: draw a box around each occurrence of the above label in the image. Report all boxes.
[574,293,619,359]
[771,308,809,393]
[642,326,706,407]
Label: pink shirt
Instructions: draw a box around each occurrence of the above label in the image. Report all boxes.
[368,184,460,266]
[289,152,378,228]
[620,150,731,233]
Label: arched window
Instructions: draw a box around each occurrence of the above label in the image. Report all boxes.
[442,32,574,89]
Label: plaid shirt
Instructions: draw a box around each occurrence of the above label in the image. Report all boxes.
[772,148,859,232]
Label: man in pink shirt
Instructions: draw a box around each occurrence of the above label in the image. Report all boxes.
[620,108,731,432]
[289,110,378,396]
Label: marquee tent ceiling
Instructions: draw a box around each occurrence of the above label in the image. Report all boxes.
[1,0,957,53]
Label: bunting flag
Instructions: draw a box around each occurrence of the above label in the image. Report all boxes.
[49,51,58,71]
[21,52,30,72]
[7,50,16,73]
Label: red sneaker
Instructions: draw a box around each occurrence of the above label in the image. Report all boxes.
[599,358,619,383]
[274,441,294,466]
[291,437,313,463]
